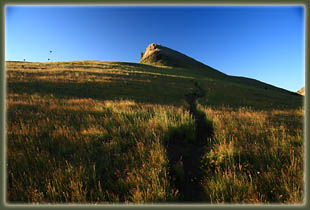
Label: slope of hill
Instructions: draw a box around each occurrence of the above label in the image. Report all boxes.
[6,43,303,110]
[140,43,227,79]
[6,59,302,110]
[5,45,304,204]
[138,43,302,108]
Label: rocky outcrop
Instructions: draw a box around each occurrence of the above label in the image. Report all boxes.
[140,43,223,76]
[297,87,305,96]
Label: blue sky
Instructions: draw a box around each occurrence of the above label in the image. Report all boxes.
[5,5,304,92]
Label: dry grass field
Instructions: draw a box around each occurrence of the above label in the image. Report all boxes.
[5,61,304,204]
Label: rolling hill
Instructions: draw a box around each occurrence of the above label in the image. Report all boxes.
[6,60,302,110]
[5,43,304,204]
[140,43,302,105]
[7,43,301,110]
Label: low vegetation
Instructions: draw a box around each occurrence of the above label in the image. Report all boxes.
[6,61,304,204]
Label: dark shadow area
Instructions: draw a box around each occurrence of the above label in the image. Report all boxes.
[164,81,214,202]
[7,80,188,106]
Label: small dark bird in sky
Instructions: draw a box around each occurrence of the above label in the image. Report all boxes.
[49,50,52,53]
[48,58,50,61]
[23,59,25,61]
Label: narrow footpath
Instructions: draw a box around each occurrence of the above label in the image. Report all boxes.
[166,81,214,202]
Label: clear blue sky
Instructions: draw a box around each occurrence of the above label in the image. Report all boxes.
[5,5,304,92]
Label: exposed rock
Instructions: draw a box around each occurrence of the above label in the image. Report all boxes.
[140,43,223,77]
[297,87,305,95]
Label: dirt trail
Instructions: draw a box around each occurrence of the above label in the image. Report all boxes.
[166,81,214,202]
[185,81,213,146]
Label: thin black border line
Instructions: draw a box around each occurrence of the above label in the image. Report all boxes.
[0,1,308,209]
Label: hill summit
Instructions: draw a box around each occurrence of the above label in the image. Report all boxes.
[140,43,212,69]
[297,87,305,95]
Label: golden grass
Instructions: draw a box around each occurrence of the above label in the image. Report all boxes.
[201,106,304,203]
[5,61,304,204]
[6,93,304,203]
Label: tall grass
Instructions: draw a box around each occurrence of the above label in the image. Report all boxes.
[7,96,191,203]
[200,106,304,203]
[6,94,304,203]
[6,61,304,204]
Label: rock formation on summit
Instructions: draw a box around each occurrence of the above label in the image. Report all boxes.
[140,43,209,69]
[297,87,305,95]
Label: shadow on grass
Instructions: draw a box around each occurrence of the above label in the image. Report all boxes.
[7,80,187,106]
[164,81,214,202]
[164,113,214,202]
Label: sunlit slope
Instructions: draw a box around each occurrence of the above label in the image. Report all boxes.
[140,43,227,79]
[297,87,305,96]
[6,60,302,110]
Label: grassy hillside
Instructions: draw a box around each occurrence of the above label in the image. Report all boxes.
[6,61,304,204]
[6,61,302,110]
